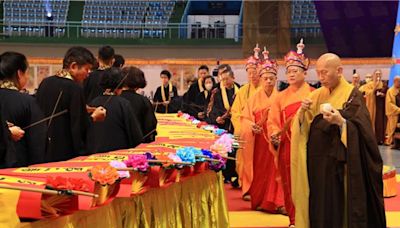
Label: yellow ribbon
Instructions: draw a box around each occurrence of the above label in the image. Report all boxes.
[161,81,173,102]
[198,78,209,98]
[221,83,239,110]
[0,175,44,185]
[67,155,128,162]
[13,167,92,173]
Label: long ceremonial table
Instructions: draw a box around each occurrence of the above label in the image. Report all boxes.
[0,114,230,228]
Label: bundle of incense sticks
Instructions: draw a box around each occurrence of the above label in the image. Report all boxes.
[196,154,236,161]
[0,184,99,198]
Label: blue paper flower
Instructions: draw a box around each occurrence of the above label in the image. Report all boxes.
[176,147,196,163]
[213,129,227,136]
[201,149,213,158]
[191,147,205,162]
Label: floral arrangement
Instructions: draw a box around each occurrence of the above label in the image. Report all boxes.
[145,152,156,160]
[155,154,175,169]
[46,176,91,192]
[196,122,208,128]
[109,161,130,178]
[89,164,120,185]
[210,143,230,157]
[168,153,183,163]
[212,133,235,153]
[208,154,226,172]
[124,154,150,173]
[201,149,213,158]
[181,113,191,120]
[202,125,218,131]
[213,129,227,136]
[192,119,201,125]
[176,147,197,163]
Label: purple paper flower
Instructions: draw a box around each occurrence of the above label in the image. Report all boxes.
[145,152,156,160]
[208,154,226,172]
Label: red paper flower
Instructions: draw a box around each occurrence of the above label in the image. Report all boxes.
[197,122,207,128]
[46,176,90,192]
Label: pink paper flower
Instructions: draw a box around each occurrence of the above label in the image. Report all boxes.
[124,154,149,172]
[168,153,182,162]
[109,160,130,178]
[210,143,229,157]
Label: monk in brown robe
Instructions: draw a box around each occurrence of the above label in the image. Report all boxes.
[291,53,386,228]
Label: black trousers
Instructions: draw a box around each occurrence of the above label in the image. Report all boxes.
[222,148,237,181]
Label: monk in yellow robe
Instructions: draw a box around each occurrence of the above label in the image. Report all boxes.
[291,53,386,228]
[231,44,261,136]
[239,50,284,212]
[233,45,261,196]
[358,70,384,132]
[351,73,361,89]
[267,39,313,227]
[359,73,372,91]
[385,76,400,145]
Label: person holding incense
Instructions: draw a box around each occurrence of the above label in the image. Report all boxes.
[291,53,386,228]
[86,67,143,154]
[0,51,46,168]
[238,47,284,212]
[120,66,157,143]
[267,39,314,227]
[36,46,106,162]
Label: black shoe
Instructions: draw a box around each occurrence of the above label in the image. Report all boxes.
[231,179,240,188]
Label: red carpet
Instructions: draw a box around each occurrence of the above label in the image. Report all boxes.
[225,184,252,211]
[226,180,400,228]
[226,182,400,212]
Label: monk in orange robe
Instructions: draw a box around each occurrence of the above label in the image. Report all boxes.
[240,48,284,212]
[267,39,314,227]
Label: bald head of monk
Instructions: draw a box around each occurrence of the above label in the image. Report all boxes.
[372,69,382,82]
[316,53,343,90]
[352,73,360,85]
